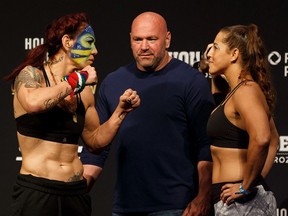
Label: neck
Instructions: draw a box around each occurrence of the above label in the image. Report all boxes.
[156,53,172,71]
[46,63,59,85]
[47,58,76,78]
[224,66,253,89]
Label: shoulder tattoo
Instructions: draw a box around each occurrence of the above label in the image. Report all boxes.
[14,66,42,94]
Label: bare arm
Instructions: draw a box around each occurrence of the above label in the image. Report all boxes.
[261,117,279,177]
[220,84,272,205]
[183,161,212,216]
[238,88,271,190]
[15,66,72,114]
[83,164,103,191]
[81,88,140,151]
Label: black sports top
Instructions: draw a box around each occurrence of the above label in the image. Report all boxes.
[207,80,251,149]
[15,66,86,144]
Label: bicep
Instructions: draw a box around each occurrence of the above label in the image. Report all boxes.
[15,66,43,109]
[82,88,101,139]
[84,105,100,131]
[15,66,42,93]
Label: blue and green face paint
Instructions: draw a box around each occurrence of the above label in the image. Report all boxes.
[70,25,96,65]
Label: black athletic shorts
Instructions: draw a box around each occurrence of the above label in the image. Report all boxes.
[9,174,91,216]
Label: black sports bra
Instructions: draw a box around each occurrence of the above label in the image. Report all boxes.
[15,65,85,144]
[207,80,252,149]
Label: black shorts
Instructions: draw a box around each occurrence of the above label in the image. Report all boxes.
[9,174,91,216]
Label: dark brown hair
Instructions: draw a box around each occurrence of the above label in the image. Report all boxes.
[220,24,276,113]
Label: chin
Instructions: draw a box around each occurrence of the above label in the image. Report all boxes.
[78,62,91,68]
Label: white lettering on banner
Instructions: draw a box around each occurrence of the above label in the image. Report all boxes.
[25,38,44,50]
[267,51,288,77]
[274,136,288,164]
[277,208,287,216]
[274,156,288,163]
[170,51,288,78]
[16,145,84,161]
[283,53,288,77]
[279,136,288,152]
[168,51,201,66]
[284,66,288,77]
[285,53,288,63]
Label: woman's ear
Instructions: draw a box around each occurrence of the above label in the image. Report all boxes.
[62,34,72,50]
[231,48,239,63]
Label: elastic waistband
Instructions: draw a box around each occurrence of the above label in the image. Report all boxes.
[16,174,88,196]
[212,177,270,204]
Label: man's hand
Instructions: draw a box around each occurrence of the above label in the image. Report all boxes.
[182,195,211,216]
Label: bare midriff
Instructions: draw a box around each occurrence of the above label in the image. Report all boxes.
[211,145,247,183]
[18,133,83,182]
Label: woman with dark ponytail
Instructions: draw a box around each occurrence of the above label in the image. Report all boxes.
[207,24,278,215]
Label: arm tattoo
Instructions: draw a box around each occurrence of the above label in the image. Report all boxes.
[14,66,42,94]
[43,87,71,110]
[15,66,71,110]
[44,93,63,110]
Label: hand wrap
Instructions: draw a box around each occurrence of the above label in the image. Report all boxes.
[62,71,88,97]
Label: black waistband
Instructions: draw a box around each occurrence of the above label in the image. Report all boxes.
[212,177,270,204]
[16,174,88,196]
